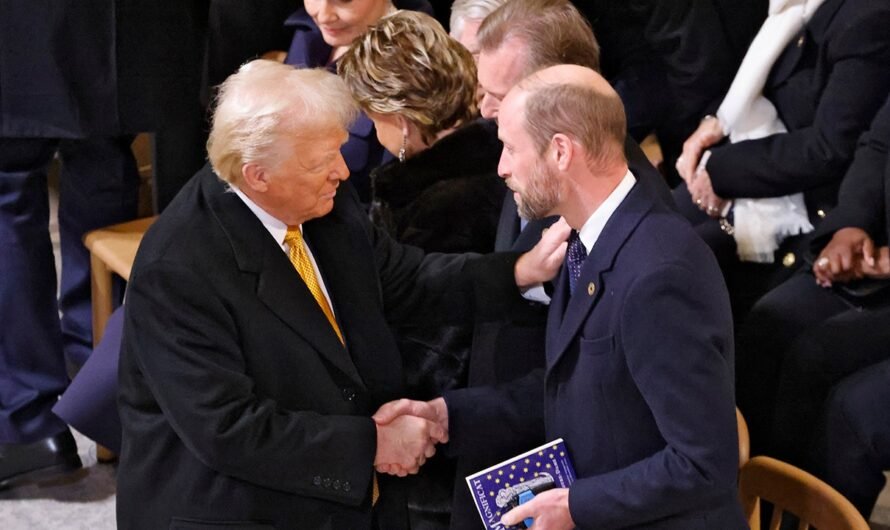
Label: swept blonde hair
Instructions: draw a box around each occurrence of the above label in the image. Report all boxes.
[207,60,357,186]
[338,10,477,145]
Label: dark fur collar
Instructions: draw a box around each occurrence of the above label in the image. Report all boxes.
[371,118,502,208]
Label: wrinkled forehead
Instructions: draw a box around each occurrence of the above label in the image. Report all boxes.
[478,38,529,92]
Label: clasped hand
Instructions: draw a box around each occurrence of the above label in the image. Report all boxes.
[813,227,890,287]
[372,398,448,476]
[676,117,730,218]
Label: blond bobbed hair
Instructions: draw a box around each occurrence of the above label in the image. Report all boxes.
[338,10,478,146]
[207,60,358,186]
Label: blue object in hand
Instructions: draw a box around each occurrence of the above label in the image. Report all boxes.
[518,490,535,528]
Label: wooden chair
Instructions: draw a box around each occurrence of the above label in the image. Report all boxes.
[739,456,870,530]
[84,216,157,343]
[82,215,157,461]
[737,407,750,470]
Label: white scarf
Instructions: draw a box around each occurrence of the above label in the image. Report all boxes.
[715,0,824,262]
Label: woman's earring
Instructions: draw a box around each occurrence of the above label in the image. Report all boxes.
[398,132,407,163]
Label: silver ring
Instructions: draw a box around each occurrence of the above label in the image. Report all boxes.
[707,206,718,215]
[695,198,703,206]
[817,257,830,268]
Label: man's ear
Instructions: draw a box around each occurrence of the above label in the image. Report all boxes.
[241,162,270,193]
[550,133,575,171]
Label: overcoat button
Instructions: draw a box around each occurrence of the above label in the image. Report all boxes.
[782,252,796,268]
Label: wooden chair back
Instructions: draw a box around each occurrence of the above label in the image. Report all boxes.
[739,456,870,530]
[737,407,750,470]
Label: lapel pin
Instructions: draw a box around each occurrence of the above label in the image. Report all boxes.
[587,282,596,296]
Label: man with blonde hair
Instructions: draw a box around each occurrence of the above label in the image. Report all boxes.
[116,60,563,529]
[376,65,746,529]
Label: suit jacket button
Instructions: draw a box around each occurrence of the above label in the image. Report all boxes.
[323,477,332,488]
[817,209,826,218]
[333,479,341,490]
[343,481,351,492]
[587,282,596,296]
[782,252,796,268]
[313,476,322,486]
[342,388,356,401]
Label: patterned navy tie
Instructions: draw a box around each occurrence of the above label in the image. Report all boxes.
[566,230,586,294]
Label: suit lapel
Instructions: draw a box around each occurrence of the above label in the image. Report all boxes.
[547,183,654,369]
[202,171,365,388]
[768,0,842,86]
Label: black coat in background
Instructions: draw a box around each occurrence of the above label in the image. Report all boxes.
[736,95,890,463]
[369,119,505,530]
[371,119,505,255]
[574,0,767,182]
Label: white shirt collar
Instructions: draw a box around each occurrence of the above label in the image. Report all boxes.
[576,170,636,255]
[231,185,291,250]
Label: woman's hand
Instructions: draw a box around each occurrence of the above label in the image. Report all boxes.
[687,167,730,218]
[676,115,725,185]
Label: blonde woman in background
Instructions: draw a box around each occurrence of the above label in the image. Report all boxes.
[339,11,506,529]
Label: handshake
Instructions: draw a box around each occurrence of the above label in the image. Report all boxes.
[372,397,448,477]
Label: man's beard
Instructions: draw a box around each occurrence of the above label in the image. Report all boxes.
[516,159,560,220]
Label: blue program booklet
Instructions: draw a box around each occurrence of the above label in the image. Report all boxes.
[465,438,576,530]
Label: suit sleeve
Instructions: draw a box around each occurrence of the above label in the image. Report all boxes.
[708,9,890,199]
[440,251,547,458]
[810,96,890,250]
[124,262,376,506]
[568,262,739,528]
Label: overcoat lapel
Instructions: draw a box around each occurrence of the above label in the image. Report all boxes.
[547,183,653,370]
[202,172,365,388]
[768,0,843,86]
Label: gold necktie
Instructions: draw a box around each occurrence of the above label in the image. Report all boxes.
[284,227,344,345]
[285,228,374,503]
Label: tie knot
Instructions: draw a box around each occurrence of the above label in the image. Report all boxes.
[567,230,586,259]
[284,226,303,247]
[566,230,586,293]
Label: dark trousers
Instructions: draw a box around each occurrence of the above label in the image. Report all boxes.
[818,359,890,518]
[0,136,138,443]
[672,183,806,323]
[736,272,890,458]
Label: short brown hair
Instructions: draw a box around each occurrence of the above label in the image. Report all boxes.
[477,0,600,77]
[338,10,478,145]
[522,80,626,168]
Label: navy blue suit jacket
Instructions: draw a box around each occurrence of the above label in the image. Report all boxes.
[447,181,746,529]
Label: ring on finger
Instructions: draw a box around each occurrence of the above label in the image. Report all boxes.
[817,256,830,268]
